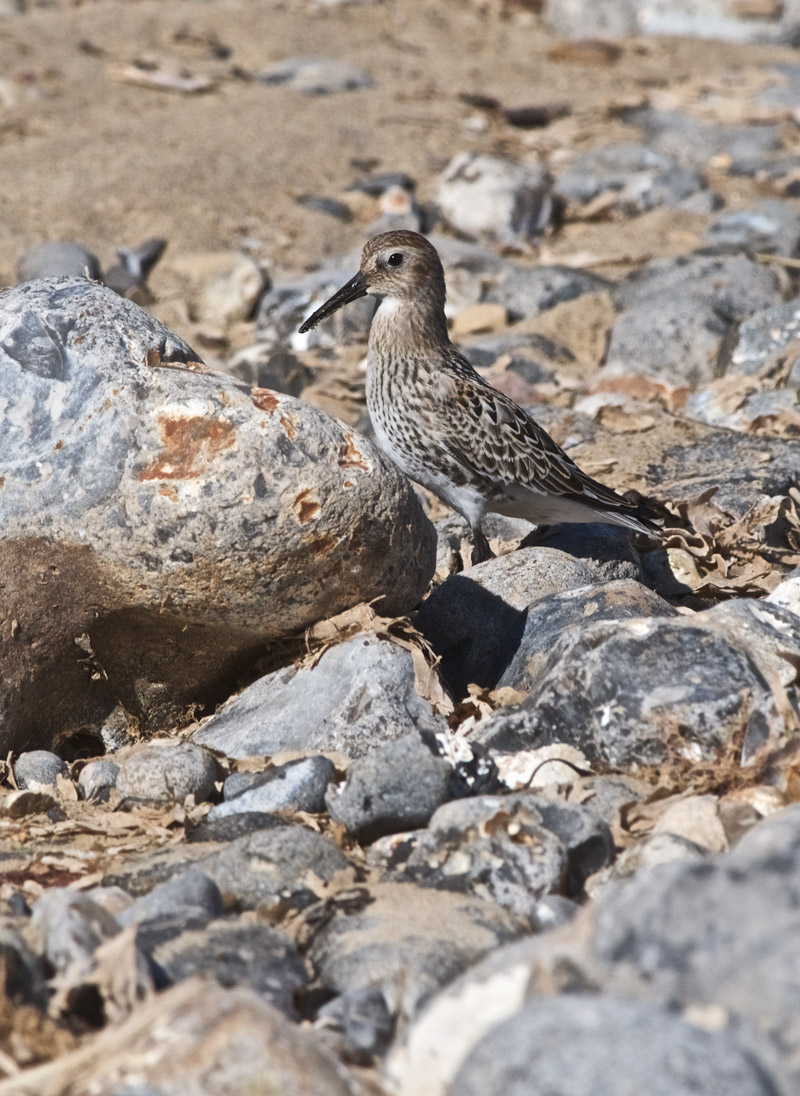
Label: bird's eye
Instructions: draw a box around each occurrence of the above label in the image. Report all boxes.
[387,252,404,267]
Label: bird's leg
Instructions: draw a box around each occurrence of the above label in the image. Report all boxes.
[470,524,495,566]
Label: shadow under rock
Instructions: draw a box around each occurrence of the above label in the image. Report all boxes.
[415,576,528,697]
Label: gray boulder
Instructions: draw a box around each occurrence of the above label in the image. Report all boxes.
[193,634,447,759]
[0,277,434,751]
[212,756,335,818]
[13,750,68,789]
[590,805,800,1090]
[376,793,568,922]
[115,741,220,805]
[449,996,780,1096]
[605,253,784,387]
[196,823,354,912]
[308,881,526,1019]
[526,523,645,583]
[416,547,594,696]
[436,153,558,246]
[326,733,453,843]
[474,615,782,768]
[498,579,678,693]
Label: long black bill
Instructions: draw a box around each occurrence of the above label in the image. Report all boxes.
[298,270,368,333]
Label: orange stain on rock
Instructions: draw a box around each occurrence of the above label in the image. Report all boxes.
[338,433,369,471]
[139,415,235,481]
[294,488,320,524]
[279,414,297,439]
[251,388,280,414]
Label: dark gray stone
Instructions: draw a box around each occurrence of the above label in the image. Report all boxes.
[382,793,567,922]
[116,742,220,805]
[194,634,446,760]
[416,547,594,696]
[628,108,782,170]
[77,758,120,800]
[317,985,394,1057]
[654,424,800,519]
[31,889,120,973]
[116,870,223,931]
[196,824,353,911]
[533,798,615,894]
[0,922,47,1008]
[152,919,307,1016]
[696,599,800,690]
[606,293,730,387]
[462,330,573,384]
[498,579,678,693]
[474,616,780,768]
[187,811,287,844]
[525,523,645,583]
[308,881,526,1018]
[326,733,452,844]
[484,265,611,322]
[211,756,335,819]
[705,199,800,256]
[449,996,781,1096]
[615,252,783,316]
[557,143,713,213]
[16,242,101,282]
[225,344,314,396]
[13,750,68,789]
[605,253,784,386]
[0,277,434,752]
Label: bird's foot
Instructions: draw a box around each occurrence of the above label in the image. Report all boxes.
[470,526,495,566]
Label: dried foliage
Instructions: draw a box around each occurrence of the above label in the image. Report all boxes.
[660,487,800,599]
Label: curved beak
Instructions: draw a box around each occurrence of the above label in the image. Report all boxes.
[298,270,368,333]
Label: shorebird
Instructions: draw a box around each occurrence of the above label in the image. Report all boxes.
[299,230,657,564]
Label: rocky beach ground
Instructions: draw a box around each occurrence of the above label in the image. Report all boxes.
[2,0,800,1093]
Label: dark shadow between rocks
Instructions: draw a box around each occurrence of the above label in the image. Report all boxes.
[415,576,528,697]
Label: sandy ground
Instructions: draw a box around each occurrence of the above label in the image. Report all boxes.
[1,0,797,302]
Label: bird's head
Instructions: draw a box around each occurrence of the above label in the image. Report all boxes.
[298,230,445,333]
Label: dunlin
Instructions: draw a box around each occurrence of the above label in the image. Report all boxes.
[299,230,657,564]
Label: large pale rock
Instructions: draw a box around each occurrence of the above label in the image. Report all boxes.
[436,153,557,246]
[0,278,434,751]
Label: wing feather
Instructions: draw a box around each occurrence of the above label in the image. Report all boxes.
[437,352,646,519]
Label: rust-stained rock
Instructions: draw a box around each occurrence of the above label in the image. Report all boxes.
[0,278,435,751]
